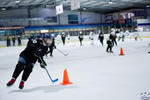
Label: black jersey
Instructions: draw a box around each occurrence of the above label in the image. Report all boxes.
[20,39,48,63]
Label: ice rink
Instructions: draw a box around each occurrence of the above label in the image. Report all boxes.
[0,35,150,100]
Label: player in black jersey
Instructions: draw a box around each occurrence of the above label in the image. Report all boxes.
[6,37,48,89]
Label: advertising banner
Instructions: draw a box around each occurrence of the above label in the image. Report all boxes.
[56,4,63,15]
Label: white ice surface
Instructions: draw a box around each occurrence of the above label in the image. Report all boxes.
[0,37,150,100]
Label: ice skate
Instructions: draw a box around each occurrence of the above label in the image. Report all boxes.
[50,54,54,57]
[19,80,24,89]
[7,78,15,87]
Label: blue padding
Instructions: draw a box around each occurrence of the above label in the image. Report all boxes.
[24,23,105,31]
[19,57,26,64]
[138,23,150,26]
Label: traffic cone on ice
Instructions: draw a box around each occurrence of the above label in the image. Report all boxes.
[119,47,124,55]
[61,68,72,85]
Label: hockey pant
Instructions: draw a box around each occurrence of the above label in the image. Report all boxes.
[12,57,34,81]
[106,45,112,52]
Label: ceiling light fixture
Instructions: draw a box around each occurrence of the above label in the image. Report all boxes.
[83,7,86,10]
[16,0,20,3]
[2,8,6,11]
[108,0,112,4]
[146,5,150,8]
[46,4,50,7]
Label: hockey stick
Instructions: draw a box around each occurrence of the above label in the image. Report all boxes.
[56,48,69,56]
[39,57,58,83]
[44,67,58,83]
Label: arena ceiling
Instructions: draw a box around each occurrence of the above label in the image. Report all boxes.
[0,0,150,13]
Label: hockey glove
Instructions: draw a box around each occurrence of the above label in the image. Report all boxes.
[38,57,47,68]
[40,62,46,68]
[53,45,56,49]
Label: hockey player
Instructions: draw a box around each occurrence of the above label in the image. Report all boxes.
[125,29,130,36]
[109,29,117,46]
[56,34,61,45]
[6,35,11,47]
[125,29,131,40]
[47,34,56,57]
[17,35,21,46]
[61,32,66,45]
[12,35,16,46]
[98,31,104,46]
[122,31,126,42]
[78,31,84,46]
[67,33,70,44]
[106,37,114,53]
[89,31,94,45]
[118,29,123,41]
[6,37,48,89]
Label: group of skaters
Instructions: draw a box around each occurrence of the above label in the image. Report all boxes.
[6,35,22,47]
[5,29,140,52]
[78,31,102,46]
[103,28,131,53]
[6,28,141,89]
[104,28,140,53]
[77,29,126,53]
[51,29,132,54]
[77,28,137,53]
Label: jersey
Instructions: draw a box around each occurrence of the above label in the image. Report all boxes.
[20,38,48,64]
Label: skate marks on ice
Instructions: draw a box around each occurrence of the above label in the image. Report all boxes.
[9,84,78,93]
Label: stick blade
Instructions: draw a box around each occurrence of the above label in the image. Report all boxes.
[52,78,59,82]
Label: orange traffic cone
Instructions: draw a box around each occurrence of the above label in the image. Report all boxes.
[61,68,72,85]
[120,47,124,55]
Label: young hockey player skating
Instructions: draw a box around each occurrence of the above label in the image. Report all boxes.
[6,37,48,89]
[109,29,117,46]
[98,32,104,46]
[47,35,56,57]
[61,32,66,45]
[106,37,114,53]
[78,31,84,46]
[89,31,94,45]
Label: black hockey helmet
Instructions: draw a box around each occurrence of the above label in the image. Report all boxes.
[36,38,43,46]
